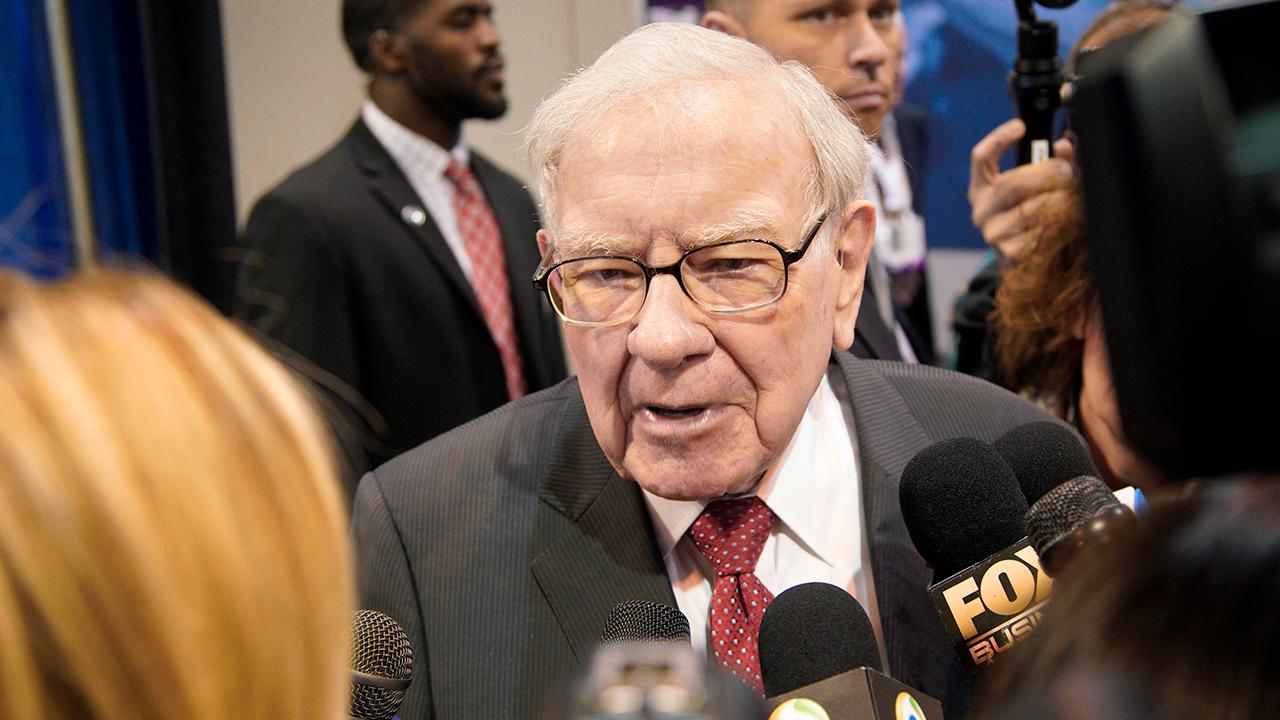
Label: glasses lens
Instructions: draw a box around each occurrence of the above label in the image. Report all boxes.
[548,257,646,324]
[682,241,786,311]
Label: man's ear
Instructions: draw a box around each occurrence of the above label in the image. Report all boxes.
[832,200,876,351]
[367,29,409,75]
[536,229,551,258]
[700,10,748,38]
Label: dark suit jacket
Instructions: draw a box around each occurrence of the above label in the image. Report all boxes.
[892,104,937,362]
[235,120,565,490]
[855,105,936,365]
[353,355,1055,718]
[851,280,905,361]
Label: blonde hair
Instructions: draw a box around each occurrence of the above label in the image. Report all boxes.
[523,22,871,237]
[0,269,353,720]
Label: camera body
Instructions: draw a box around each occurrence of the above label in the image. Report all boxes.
[1069,1,1280,477]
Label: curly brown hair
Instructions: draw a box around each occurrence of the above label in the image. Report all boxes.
[993,187,1093,415]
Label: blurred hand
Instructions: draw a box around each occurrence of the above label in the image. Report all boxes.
[969,119,1076,264]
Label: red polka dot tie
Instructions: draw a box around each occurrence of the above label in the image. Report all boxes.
[444,158,526,401]
[688,496,776,695]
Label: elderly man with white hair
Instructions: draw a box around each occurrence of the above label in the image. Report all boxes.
[354,22,1051,719]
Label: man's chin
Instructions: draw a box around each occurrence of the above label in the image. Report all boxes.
[468,93,508,121]
[626,460,764,503]
[844,107,887,140]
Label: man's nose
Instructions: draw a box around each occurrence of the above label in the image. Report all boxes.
[477,15,501,51]
[846,15,889,76]
[626,276,715,370]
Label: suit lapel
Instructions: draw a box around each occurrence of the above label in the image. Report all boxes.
[833,353,937,683]
[531,391,676,660]
[347,121,485,319]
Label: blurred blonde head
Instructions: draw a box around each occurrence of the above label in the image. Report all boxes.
[0,269,353,720]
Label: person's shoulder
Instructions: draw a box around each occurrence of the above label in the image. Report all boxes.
[243,125,384,246]
[364,378,581,501]
[841,357,1056,439]
[256,130,365,206]
[860,358,1022,404]
[894,103,928,131]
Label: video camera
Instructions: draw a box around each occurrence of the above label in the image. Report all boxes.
[1068,0,1280,478]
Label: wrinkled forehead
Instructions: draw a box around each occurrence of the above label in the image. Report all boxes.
[549,82,815,259]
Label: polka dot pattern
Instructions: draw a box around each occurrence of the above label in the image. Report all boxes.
[687,496,776,696]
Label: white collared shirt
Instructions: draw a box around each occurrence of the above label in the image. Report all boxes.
[361,100,475,281]
[641,373,886,665]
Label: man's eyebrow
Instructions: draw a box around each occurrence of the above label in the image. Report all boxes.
[675,213,783,250]
[549,211,785,259]
[550,229,641,260]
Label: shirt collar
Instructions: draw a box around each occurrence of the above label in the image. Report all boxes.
[755,374,845,568]
[361,99,469,177]
[640,375,845,567]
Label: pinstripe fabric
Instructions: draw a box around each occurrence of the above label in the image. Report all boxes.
[354,355,1061,718]
[834,354,1056,694]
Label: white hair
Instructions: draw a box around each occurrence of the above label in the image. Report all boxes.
[523,22,872,240]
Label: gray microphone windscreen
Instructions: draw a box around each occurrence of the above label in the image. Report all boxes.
[350,609,413,720]
[1025,475,1125,558]
[600,600,691,644]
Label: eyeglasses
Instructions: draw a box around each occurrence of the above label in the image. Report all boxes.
[532,214,828,327]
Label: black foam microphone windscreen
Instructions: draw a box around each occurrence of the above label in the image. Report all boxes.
[994,420,1101,504]
[350,610,414,720]
[758,582,880,698]
[899,437,1028,580]
[600,600,691,644]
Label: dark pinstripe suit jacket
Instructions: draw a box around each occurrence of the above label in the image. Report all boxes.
[352,355,1054,719]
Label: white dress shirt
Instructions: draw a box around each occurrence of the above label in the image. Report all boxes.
[641,372,887,667]
[361,100,476,282]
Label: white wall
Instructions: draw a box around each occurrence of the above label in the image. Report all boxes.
[219,0,639,225]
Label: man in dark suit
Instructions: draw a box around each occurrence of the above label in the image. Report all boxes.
[355,23,1054,718]
[702,0,935,365]
[235,0,564,489]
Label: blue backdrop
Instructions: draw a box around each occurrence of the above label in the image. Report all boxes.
[65,0,157,262]
[1,0,75,277]
[901,0,1110,249]
[1,0,159,278]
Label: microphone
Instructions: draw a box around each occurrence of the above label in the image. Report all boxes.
[993,420,1099,505]
[900,437,1029,582]
[1025,475,1135,577]
[349,609,413,720]
[601,599,691,645]
[899,438,1051,670]
[758,583,941,720]
[1011,0,1065,165]
[992,421,1138,576]
[550,601,764,719]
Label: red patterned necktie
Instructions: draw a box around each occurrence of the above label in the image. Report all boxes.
[687,496,776,695]
[444,158,526,400]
